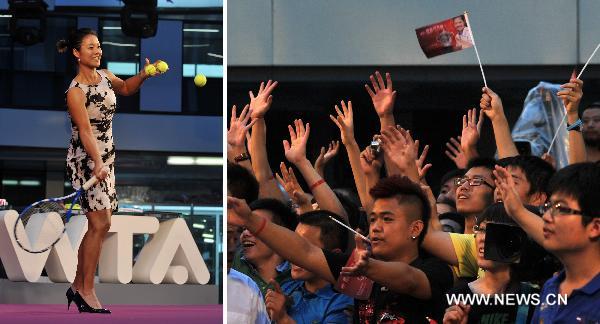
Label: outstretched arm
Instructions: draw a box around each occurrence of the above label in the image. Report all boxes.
[365,71,400,175]
[480,88,519,158]
[341,236,434,299]
[284,119,348,222]
[228,196,337,284]
[247,80,285,200]
[557,73,587,164]
[330,100,369,209]
[104,58,164,96]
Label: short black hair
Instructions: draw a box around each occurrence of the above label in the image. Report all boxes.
[298,210,349,252]
[369,176,430,244]
[584,101,600,111]
[547,162,600,224]
[250,198,298,230]
[440,169,466,188]
[227,163,259,203]
[497,155,554,197]
[467,157,497,172]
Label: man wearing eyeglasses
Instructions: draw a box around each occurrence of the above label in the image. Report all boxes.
[422,158,496,281]
[495,162,600,323]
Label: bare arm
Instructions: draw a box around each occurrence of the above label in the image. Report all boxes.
[66,88,107,179]
[284,120,348,222]
[228,196,337,284]
[341,237,434,299]
[359,147,382,214]
[421,229,459,266]
[493,165,544,245]
[330,100,369,209]
[103,58,161,96]
[480,88,519,158]
[248,81,285,200]
[365,71,400,175]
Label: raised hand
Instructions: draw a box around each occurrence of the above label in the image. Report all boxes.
[227,104,256,147]
[414,141,432,183]
[330,100,355,144]
[359,144,383,176]
[141,58,168,78]
[445,136,468,169]
[283,119,310,165]
[365,71,396,118]
[249,80,278,119]
[379,127,420,181]
[314,140,340,176]
[480,87,505,122]
[461,108,484,150]
[557,71,583,114]
[276,162,312,210]
[493,165,525,217]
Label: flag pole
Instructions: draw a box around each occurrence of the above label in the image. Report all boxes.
[547,42,600,154]
[463,11,487,88]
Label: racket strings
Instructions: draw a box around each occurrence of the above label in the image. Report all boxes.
[20,200,68,226]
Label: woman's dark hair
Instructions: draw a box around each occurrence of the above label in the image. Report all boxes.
[56,28,98,54]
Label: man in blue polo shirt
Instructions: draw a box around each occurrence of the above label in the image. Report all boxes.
[495,162,600,323]
[265,211,354,323]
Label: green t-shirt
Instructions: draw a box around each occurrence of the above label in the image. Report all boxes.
[232,249,292,300]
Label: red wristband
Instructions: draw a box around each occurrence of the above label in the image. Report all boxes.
[310,179,326,191]
[251,217,267,236]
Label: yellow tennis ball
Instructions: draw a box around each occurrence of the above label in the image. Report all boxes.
[194,74,207,87]
[144,64,157,76]
[156,60,169,73]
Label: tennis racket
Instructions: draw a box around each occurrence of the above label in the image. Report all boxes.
[13,176,100,253]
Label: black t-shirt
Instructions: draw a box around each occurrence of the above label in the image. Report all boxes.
[447,281,539,324]
[323,249,453,324]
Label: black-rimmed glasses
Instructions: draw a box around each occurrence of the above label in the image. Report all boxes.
[454,177,495,190]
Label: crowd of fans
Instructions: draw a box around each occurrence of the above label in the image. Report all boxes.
[226,72,600,323]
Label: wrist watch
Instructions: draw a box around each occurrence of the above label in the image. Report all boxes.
[234,152,250,163]
[566,119,582,132]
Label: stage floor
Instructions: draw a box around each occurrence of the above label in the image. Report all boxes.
[0,304,222,324]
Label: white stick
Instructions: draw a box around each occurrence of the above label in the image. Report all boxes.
[463,11,487,88]
[547,42,600,154]
[327,216,371,243]
[547,113,567,154]
[578,42,600,79]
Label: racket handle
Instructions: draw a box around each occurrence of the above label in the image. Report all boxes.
[82,176,99,190]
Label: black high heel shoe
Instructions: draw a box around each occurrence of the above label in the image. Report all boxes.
[66,287,76,310]
[73,292,111,314]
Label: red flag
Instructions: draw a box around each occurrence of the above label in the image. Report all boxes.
[415,14,473,58]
